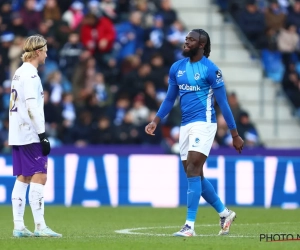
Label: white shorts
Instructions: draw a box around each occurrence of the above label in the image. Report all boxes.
[179,121,217,160]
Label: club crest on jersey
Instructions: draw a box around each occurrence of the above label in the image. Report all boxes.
[194,73,200,80]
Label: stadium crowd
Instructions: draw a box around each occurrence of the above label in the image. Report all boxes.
[0,0,260,153]
[216,0,300,118]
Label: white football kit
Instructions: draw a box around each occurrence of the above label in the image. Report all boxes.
[9,62,45,146]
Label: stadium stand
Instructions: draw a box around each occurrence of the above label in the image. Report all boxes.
[1,0,295,152]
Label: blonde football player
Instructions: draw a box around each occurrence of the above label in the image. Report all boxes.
[9,34,62,237]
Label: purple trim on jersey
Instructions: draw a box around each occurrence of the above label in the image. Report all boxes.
[12,143,48,177]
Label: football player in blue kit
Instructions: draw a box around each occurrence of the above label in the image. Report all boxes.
[145,29,244,236]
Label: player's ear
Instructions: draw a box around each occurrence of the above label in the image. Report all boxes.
[199,42,205,49]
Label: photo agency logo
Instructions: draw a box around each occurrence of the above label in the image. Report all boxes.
[260,234,300,242]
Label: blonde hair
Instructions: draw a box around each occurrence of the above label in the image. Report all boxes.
[21,34,47,62]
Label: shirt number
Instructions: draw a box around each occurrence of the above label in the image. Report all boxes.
[9,89,18,113]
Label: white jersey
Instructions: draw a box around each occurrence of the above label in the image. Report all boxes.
[9,62,45,145]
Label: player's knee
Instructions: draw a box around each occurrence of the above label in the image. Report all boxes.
[17,175,32,183]
[31,173,47,184]
[186,163,199,177]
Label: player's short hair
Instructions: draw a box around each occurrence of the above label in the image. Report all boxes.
[21,34,47,62]
[192,29,211,58]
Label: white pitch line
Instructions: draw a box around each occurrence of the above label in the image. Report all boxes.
[115,222,299,238]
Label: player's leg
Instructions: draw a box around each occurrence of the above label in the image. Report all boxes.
[197,123,236,235]
[173,123,204,237]
[201,178,236,235]
[20,143,62,237]
[11,146,34,237]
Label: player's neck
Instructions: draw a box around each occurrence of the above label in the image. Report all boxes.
[25,59,39,69]
[189,54,204,63]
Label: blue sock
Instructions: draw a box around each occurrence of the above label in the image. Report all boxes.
[201,178,225,213]
[186,176,201,223]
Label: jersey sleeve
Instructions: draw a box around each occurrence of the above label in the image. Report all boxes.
[23,74,41,100]
[207,64,224,89]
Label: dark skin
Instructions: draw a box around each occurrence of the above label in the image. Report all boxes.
[145,31,244,178]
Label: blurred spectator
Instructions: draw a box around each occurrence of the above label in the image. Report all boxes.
[133,0,156,29]
[43,0,61,21]
[90,116,115,144]
[166,20,187,61]
[0,32,14,77]
[8,36,24,78]
[0,1,12,31]
[100,0,117,21]
[80,12,116,67]
[144,81,159,111]
[277,23,299,69]
[128,94,150,126]
[236,111,260,147]
[287,0,300,35]
[59,92,76,143]
[265,0,286,34]
[148,53,167,89]
[113,111,142,144]
[144,14,164,61]
[120,63,151,97]
[44,71,64,104]
[227,92,244,121]
[8,12,28,37]
[238,0,266,49]
[93,72,111,107]
[281,63,300,114]
[71,110,93,147]
[114,11,145,63]
[59,32,83,81]
[62,0,85,31]
[156,0,177,30]
[112,94,131,126]
[20,0,43,33]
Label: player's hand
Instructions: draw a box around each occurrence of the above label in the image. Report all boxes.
[145,121,157,136]
[232,136,244,154]
[38,132,51,156]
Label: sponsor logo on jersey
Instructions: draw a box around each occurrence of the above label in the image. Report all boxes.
[177,70,186,77]
[178,84,200,91]
[31,75,37,78]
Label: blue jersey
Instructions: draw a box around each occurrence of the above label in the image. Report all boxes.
[168,57,224,125]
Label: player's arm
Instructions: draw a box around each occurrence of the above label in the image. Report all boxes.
[24,76,50,155]
[24,76,45,134]
[208,67,244,152]
[213,85,237,134]
[153,62,179,124]
[26,98,45,134]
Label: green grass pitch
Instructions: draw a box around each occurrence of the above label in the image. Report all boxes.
[0,206,299,250]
